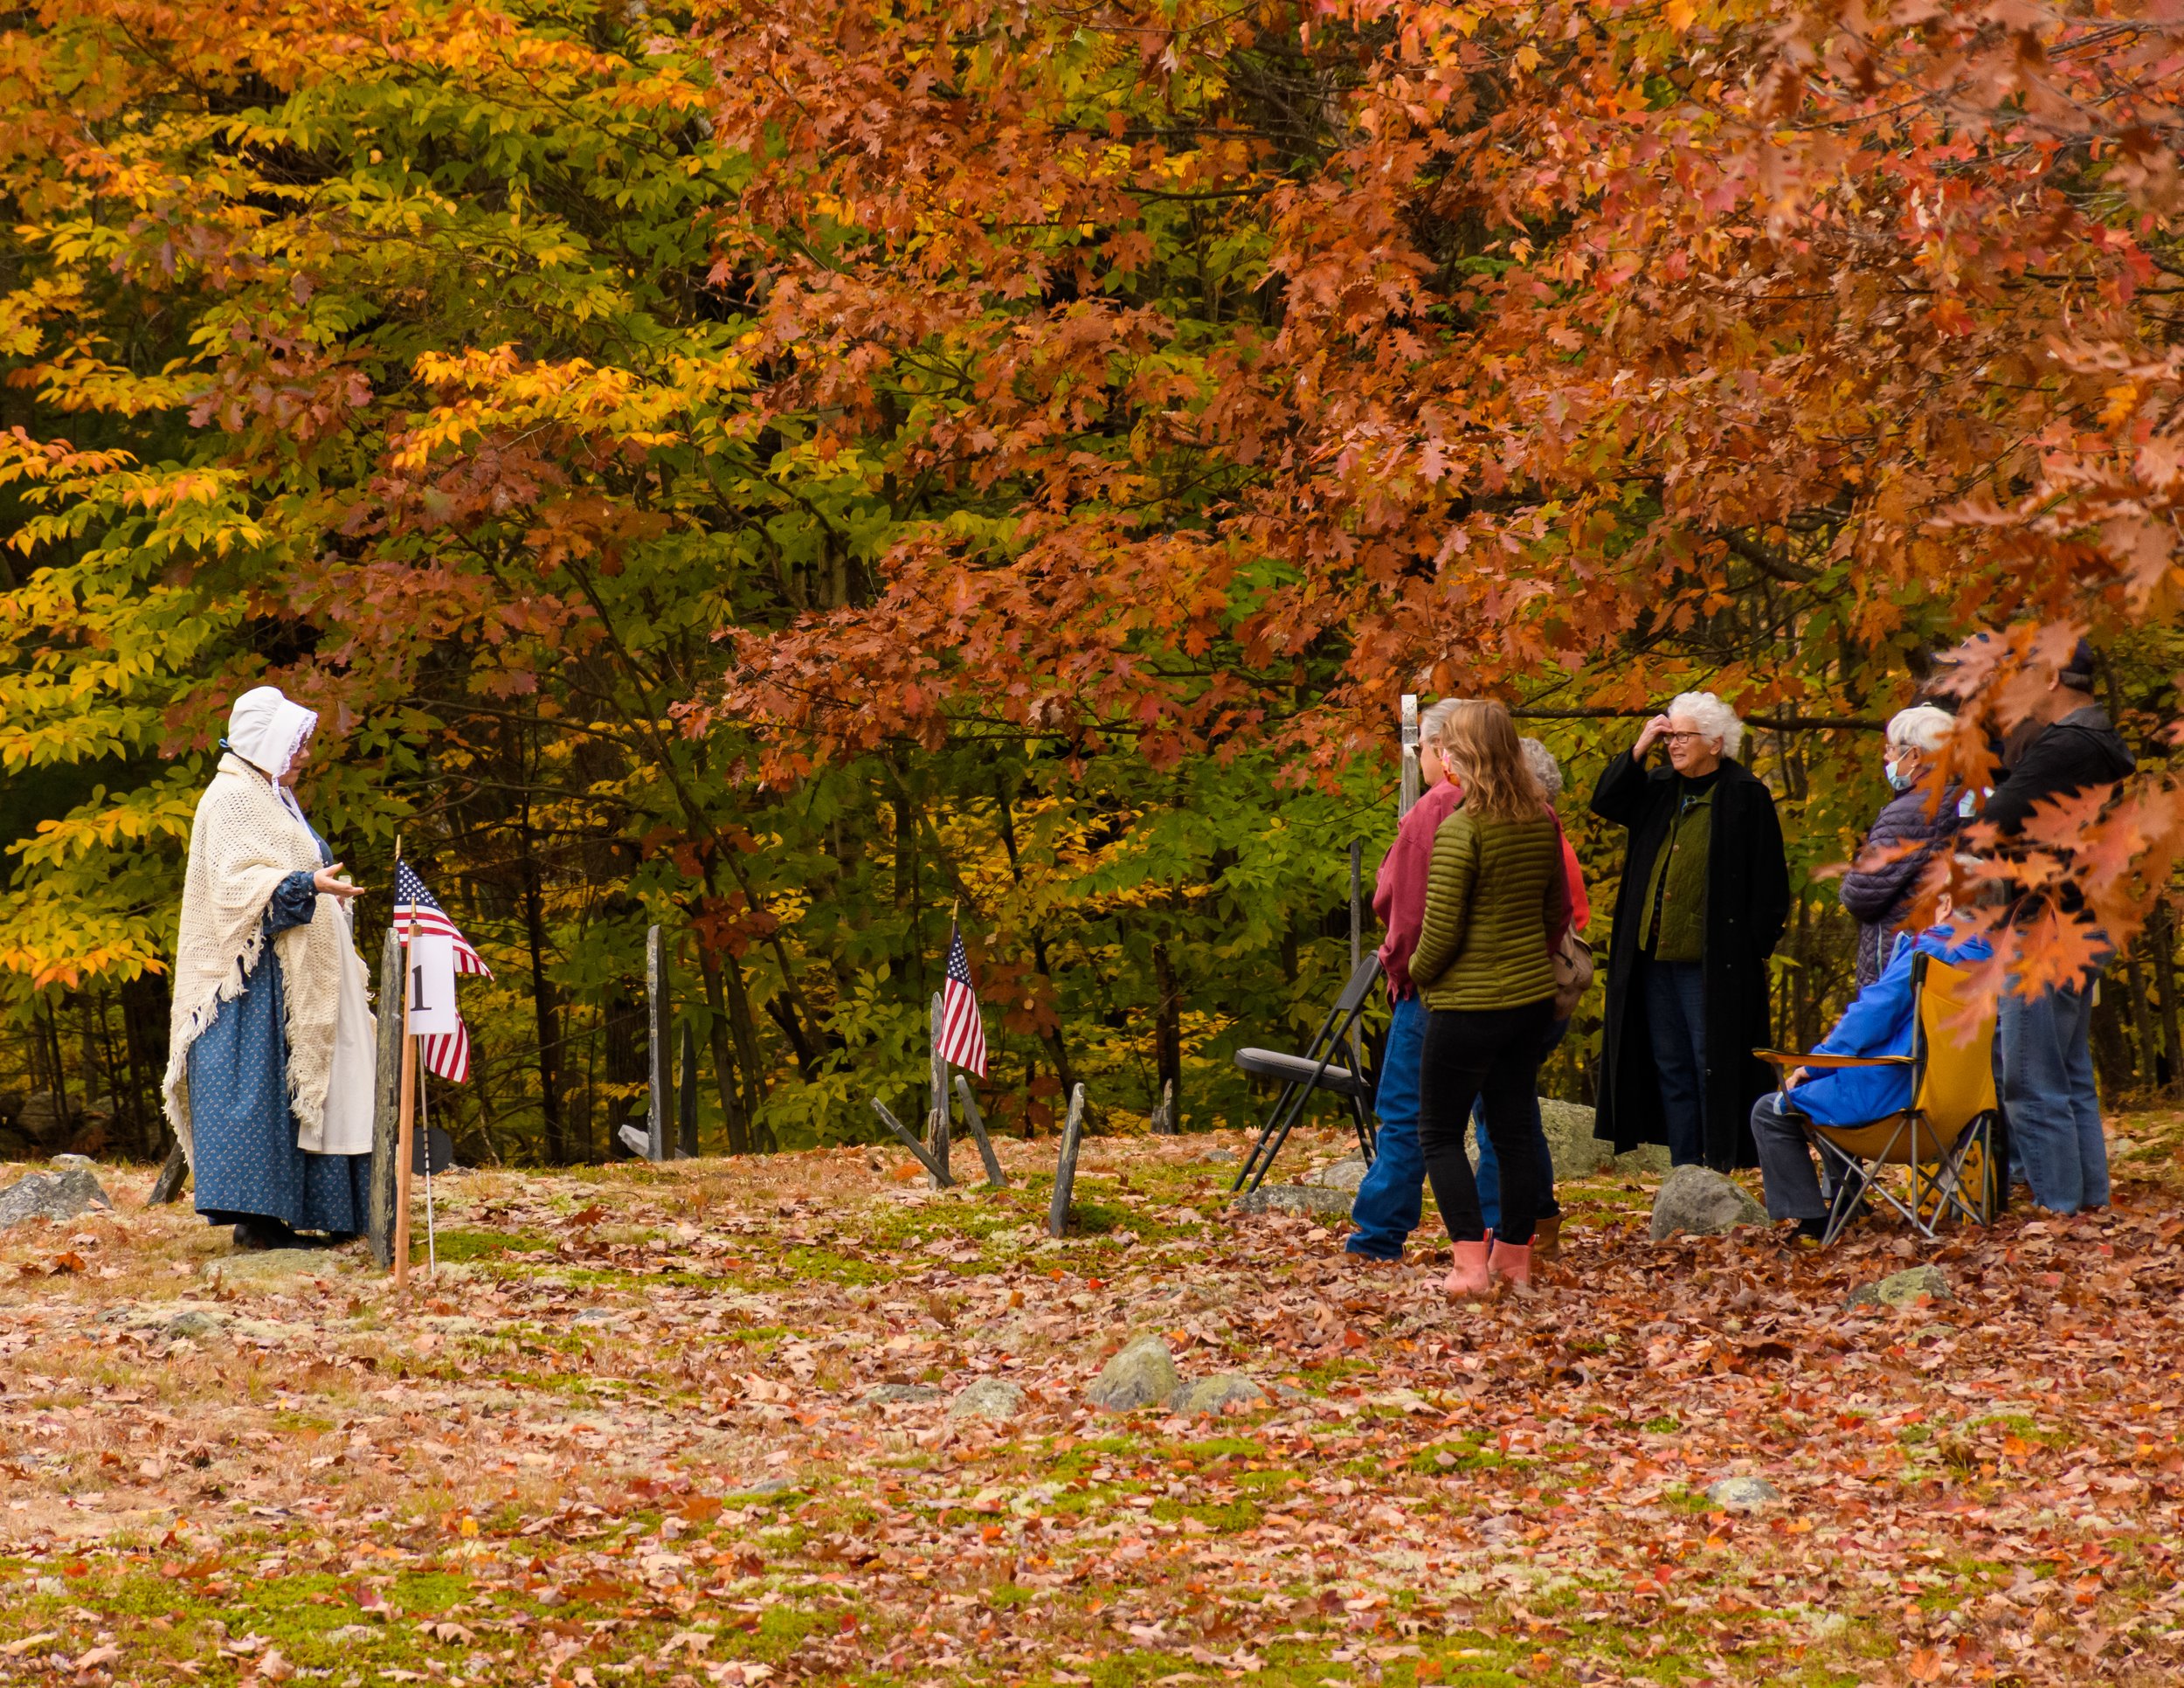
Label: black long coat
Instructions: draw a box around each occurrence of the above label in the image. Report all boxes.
[1589,750,1791,1169]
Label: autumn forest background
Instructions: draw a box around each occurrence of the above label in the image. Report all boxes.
[4,0,2183,1169]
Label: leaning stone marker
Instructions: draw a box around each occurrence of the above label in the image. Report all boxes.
[1047,1083,1087,1238]
[954,1075,1008,1187]
[0,1166,112,1232]
[1849,1264,1952,1311]
[1088,1335,1179,1411]
[1649,1165,1768,1241]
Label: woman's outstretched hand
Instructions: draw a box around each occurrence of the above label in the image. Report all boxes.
[313,863,364,900]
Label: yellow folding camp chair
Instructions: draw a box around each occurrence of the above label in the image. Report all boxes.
[1757,954,2000,1246]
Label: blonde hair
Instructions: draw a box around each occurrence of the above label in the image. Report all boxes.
[1441,700,1542,824]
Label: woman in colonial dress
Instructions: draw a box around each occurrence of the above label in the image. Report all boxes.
[162,688,377,1249]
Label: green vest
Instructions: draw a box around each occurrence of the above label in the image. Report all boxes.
[1639,780,1713,962]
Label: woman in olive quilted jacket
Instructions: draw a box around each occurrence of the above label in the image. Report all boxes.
[1409,700,1572,1295]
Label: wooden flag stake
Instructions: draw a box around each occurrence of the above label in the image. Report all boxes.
[392,836,418,1290]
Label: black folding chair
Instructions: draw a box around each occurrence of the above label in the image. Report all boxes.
[1231,954,1382,1193]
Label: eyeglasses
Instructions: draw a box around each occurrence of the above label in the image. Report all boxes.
[1661,731,1709,745]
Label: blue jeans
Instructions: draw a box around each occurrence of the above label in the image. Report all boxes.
[1998,973,2107,1214]
[1472,1018,1570,1231]
[1643,957,1708,1166]
[1346,994,1427,1259]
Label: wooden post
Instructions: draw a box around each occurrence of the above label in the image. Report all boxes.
[926,989,950,1189]
[678,1022,698,1159]
[1047,1083,1086,1238]
[954,1075,1007,1186]
[646,924,670,1163]
[368,921,405,1268]
[1399,694,1420,818]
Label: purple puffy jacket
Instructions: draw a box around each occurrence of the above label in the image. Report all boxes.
[1839,785,1964,987]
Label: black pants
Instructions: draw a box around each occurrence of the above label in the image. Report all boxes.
[1420,999,1556,1245]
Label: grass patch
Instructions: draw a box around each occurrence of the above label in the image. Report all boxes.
[1148,1497,1261,1532]
[432,1228,553,1263]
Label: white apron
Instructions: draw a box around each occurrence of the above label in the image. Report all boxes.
[315,906,378,1156]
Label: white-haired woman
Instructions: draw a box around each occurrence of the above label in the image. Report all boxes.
[1590,692,1789,1169]
[1839,704,1965,988]
[164,687,377,1249]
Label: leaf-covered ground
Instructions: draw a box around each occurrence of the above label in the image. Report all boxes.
[5,1117,2184,1688]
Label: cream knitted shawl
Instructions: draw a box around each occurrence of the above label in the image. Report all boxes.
[162,753,348,1160]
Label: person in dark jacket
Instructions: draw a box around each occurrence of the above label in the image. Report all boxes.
[1591,693,1791,1169]
[1840,704,1966,988]
[1985,641,2135,1214]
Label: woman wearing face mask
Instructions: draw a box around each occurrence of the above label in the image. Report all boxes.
[164,687,378,1250]
[1838,704,1966,988]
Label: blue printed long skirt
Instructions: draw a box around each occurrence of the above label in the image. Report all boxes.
[189,865,372,1235]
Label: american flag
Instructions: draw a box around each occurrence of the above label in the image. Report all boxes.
[419,1012,471,1085]
[394,861,487,1083]
[393,862,492,976]
[936,921,987,1077]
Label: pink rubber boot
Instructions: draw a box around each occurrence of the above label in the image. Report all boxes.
[1443,1235,1493,1297]
[1487,1239,1533,1288]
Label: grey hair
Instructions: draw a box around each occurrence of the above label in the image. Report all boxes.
[1518,737,1563,799]
[1886,703,1954,756]
[1667,691,1744,759]
[1420,698,1465,749]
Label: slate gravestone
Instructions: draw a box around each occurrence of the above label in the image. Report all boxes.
[1047,1083,1087,1238]
[369,920,405,1268]
[872,1097,952,1186]
[954,1076,1007,1187]
[149,1144,190,1207]
[646,924,671,1163]
[411,1125,454,1175]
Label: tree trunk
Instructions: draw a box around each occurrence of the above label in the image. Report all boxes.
[1151,939,1184,1131]
[993,776,1081,1100]
[601,985,646,1160]
[2153,900,2184,1097]
[2122,942,2158,1091]
[517,795,568,1164]
[42,997,72,1133]
[121,972,170,1159]
[720,948,774,1150]
[695,946,754,1155]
